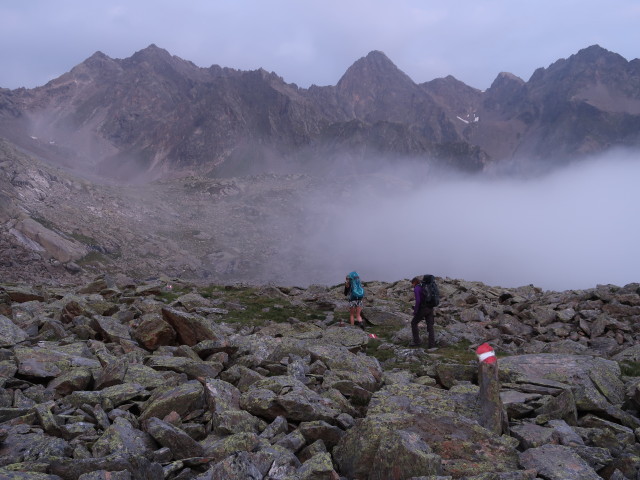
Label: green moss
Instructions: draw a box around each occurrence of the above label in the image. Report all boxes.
[30,215,57,231]
[197,284,327,327]
[435,341,477,363]
[199,284,226,298]
[364,338,396,364]
[77,251,112,266]
[70,231,98,245]
[156,291,182,303]
[156,228,201,240]
[620,361,640,377]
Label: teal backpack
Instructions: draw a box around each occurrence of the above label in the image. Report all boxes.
[347,271,364,300]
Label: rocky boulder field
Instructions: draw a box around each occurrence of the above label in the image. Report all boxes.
[1,274,640,479]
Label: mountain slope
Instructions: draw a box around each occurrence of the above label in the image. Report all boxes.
[0,44,638,182]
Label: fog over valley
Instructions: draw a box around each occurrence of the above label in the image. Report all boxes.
[2,136,638,292]
[297,151,640,291]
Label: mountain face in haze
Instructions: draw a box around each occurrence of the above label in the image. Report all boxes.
[0,44,639,181]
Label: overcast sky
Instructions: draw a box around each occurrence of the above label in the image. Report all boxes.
[1,0,639,91]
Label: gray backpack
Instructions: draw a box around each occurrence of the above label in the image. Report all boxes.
[420,275,440,307]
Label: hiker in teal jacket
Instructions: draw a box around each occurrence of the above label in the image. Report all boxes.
[344,271,365,329]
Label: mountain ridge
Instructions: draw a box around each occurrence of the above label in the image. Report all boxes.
[1,43,638,182]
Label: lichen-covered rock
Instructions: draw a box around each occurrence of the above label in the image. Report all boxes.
[334,411,519,479]
[240,376,342,423]
[0,427,71,467]
[143,416,204,459]
[14,343,100,379]
[139,379,204,421]
[519,444,601,479]
[0,315,28,347]
[92,417,156,457]
[200,431,261,462]
[161,306,227,346]
[296,451,340,480]
[132,313,177,350]
[500,354,624,410]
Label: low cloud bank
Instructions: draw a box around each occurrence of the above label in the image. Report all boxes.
[300,152,640,291]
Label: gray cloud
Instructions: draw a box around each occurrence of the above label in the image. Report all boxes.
[299,151,640,291]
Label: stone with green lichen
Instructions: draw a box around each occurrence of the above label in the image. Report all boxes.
[98,383,149,407]
[139,379,204,421]
[499,354,624,411]
[64,390,102,408]
[200,431,261,462]
[296,451,339,480]
[2,286,45,303]
[161,306,228,346]
[92,417,156,457]
[371,428,443,479]
[0,315,28,347]
[334,411,519,479]
[435,362,477,389]
[0,467,60,479]
[123,363,175,389]
[322,368,377,397]
[307,344,383,385]
[46,367,92,396]
[144,416,205,459]
[132,313,177,350]
[212,408,268,435]
[241,375,341,423]
[205,378,241,412]
[14,343,100,378]
[145,355,223,380]
[171,292,214,312]
[259,321,323,340]
[298,420,345,448]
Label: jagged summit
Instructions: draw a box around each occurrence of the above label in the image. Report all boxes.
[129,43,173,62]
[530,44,632,84]
[337,49,415,90]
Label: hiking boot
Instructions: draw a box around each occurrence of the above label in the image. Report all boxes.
[358,321,365,330]
[408,341,422,347]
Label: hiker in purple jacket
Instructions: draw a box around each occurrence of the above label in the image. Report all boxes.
[410,276,436,348]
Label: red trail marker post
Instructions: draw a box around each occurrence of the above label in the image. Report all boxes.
[476,343,508,435]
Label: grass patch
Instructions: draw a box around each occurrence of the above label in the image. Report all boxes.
[620,361,640,377]
[77,251,112,266]
[157,229,201,241]
[364,337,396,363]
[434,341,477,363]
[31,215,57,231]
[197,284,327,327]
[156,290,183,303]
[70,232,98,245]
[199,284,227,298]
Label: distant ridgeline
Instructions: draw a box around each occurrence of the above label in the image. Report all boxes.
[0,44,639,182]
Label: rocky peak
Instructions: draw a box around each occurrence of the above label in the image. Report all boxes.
[529,44,632,89]
[482,72,527,111]
[336,50,430,123]
[127,43,174,64]
[419,75,483,126]
[491,71,525,87]
[120,44,206,83]
[62,51,122,85]
[337,50,415,93]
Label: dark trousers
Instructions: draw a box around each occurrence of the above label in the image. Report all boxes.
[411,306,435,347]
